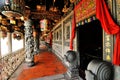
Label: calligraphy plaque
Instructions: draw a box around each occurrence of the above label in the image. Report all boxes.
[103,31,114,62]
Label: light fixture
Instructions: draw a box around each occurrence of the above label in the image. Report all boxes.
[36,5,41,11]
[49,7,58,12]
[0,15,2,24]
[70,0,76,3]
[0,15,2,20]
[1,18,8,25]
[20,16,24,21]
[62,5,69,13]
[10,17,16,25]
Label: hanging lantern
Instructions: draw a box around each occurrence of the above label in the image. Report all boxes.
[93,16,96,20]
[1,25,8,31]
[81,21,84,25]
[70,0,76,3]
[1,18,9,25]
[12,31,23,40]
[40,19,48,31]
[85,19,88,23]
[62,5,69,13]
[13,32,17,38]
[10,17,16,24]
[1,31,7,39]
[88,18,91,23]
[0,0,25,18]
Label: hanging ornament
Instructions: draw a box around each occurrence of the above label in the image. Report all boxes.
[76,23,79,27]
[70,0,76,3]
[13,33,17,39]
[62,5,69,13]
[1,31,7,39]
[93,16,96,20]
[16,35,21,40]
[82,21,84,25]
[88,18,91,23]
[12,31,23,40]
[85,19,88,23]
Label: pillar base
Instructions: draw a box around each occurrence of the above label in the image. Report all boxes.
[33,50,40,55]
[25,57,35,67]
[26,61,35,67]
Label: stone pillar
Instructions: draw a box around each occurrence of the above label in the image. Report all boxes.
[24,19,34,67]
[33,29,40,54]
[7,32,12,53]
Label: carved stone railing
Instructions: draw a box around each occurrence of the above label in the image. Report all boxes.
[1,48,25,80]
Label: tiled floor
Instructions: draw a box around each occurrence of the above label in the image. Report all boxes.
[9,50,67,80]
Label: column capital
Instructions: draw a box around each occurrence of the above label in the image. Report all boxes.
[24,19,33,27]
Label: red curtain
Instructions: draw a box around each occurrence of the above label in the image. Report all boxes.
[70,10,76,50]
[96,0,120,65]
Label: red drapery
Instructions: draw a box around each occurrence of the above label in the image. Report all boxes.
[69,10,76,50]
[96,0,120,65]
[70,0,120,65]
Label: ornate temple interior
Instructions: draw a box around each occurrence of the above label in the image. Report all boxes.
[0,0,120,80]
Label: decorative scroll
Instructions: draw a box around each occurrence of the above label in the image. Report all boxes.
[74,0,96,23]
[103,31,113,62]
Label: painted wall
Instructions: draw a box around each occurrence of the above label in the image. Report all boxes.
[1,33,24,57]
[12,38,23,52]
[52,12,73,61]
[1,37,9,57]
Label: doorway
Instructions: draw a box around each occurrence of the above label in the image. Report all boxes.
[76,20,103,78]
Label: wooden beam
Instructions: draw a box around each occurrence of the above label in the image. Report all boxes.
[31,11,62,20]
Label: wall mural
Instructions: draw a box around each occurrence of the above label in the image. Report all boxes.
[53,27,62,44]
[64,21,71,46]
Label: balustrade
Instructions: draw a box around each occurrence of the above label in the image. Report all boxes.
[0,48,25,80]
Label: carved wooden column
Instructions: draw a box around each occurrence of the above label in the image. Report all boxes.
[33,29,40,54]
[24,19,34,66]
[7,32,12,54]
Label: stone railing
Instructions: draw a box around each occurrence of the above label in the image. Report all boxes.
[1,48,25,80]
